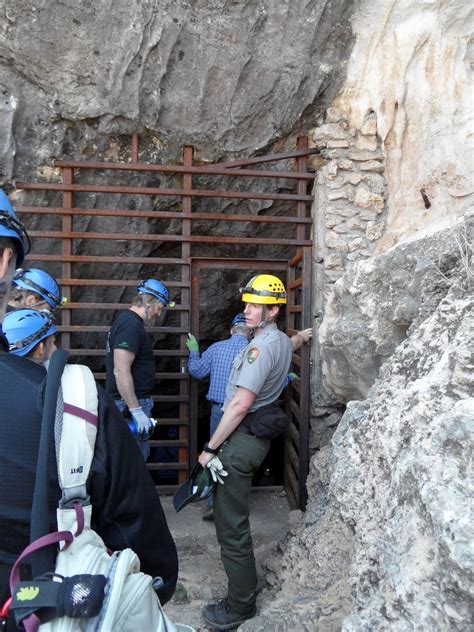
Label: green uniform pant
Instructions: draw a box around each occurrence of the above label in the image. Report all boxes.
[214,430,270,614]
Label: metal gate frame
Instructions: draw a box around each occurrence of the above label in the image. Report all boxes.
[15,135,315,494]
[285,247,312,510]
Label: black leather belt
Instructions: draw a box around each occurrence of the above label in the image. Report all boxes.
[210,401,223,406]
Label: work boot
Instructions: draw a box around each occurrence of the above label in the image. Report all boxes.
[202,508,214,521]
[202,597,256,630]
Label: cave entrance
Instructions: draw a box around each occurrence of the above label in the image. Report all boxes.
[190,251,312,510]
[15,134,314,508]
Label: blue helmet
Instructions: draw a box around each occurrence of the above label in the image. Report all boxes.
[12,268,65,310]
[0,189,29,266]
[137,279,175,307]
[3,308,57,356]
[231,313,247,327]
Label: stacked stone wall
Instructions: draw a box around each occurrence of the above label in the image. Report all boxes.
[309,107,388,292]
[307,107,388,451]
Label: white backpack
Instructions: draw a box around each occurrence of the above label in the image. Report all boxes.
[8,355,193,632]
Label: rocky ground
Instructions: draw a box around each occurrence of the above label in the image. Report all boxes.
[161,490,290,631]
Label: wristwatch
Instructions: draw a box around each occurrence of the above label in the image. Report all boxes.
[203,442,220,455]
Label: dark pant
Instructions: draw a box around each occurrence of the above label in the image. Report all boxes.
[213,430,269,615]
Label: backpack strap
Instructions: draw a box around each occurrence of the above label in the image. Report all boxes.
[55,364,98,510]
[29,349,71,579]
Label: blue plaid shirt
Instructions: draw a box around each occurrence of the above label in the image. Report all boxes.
[188,334,249,405]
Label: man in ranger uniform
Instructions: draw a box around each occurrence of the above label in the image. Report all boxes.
[198,274,293,630]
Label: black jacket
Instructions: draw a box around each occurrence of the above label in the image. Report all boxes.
[0,353,178,606]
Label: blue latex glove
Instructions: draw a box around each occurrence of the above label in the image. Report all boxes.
[284,372,299,388]
[129,406,155,440]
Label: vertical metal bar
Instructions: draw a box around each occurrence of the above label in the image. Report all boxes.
[180,146,193,482]
[131,134,139,163]
[61,168,73,349]
[189,262,200,470]
[296,136,310,510]
[284,257,296,508]
[298,247,312,510]
[295,135,309,253]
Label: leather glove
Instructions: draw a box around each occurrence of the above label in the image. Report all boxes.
[186,333,199,353]
[129,407,155,440]
[206,456,228,485]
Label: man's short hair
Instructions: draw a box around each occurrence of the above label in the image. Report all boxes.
[0,236,16,258]
[231,323,250,336]
[131,292,161,308]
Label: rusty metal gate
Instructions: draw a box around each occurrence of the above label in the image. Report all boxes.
[15,135,315,501]
[285,248,312,509]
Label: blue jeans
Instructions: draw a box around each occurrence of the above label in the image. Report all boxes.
[114,397,153,461]
[207,403,224,508]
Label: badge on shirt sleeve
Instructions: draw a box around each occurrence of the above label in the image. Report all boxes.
[246,347,260,364]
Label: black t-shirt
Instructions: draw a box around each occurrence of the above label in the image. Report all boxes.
[105,310,155,399]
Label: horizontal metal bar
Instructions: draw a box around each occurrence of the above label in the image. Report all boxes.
[26,254,186,264]
[292,353,302,367]
[147,463,188,471]
[148,440,187,447]
[288,398,301,421]
[287,418,299,445]
[65,302,189,311]
[155,485,180,494]
[16,181,314,202]
[287,440,299,471]
[288,277,303,291]
[191,258,287,271]
[58,278,190,288]
[57,325,188,333]
[152,395,188,403]
[286,458,299,494]
[29,230,311,247]
[17,206,313,225]
[287,305,303,313]
[54,160,316,180]
[154,484,285,495]
[208,147,320,169]
[77,349,187,358]
[288,251,303,267]
[155,418,189,426]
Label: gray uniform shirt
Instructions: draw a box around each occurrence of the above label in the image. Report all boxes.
[223,322,293,412]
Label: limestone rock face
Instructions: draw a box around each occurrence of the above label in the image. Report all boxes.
[249,292,473,632]
[333,295,473,631]
[319,215,473,402]
[0,0,354,181]
[332,0,473,249]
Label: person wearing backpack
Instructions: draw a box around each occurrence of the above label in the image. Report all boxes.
[7,267,65,313]
[0,190,179,630]
[2,308,58,364]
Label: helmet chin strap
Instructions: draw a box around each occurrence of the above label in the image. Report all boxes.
[256,304,278,329]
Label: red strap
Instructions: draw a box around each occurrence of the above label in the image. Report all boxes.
[9,530,73,595]
[0,596,11,618]
[63,402,98,427]
[73,502,85,536]
[21,612,41,632]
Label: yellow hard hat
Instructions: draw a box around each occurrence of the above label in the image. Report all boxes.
[240,274,287,304]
